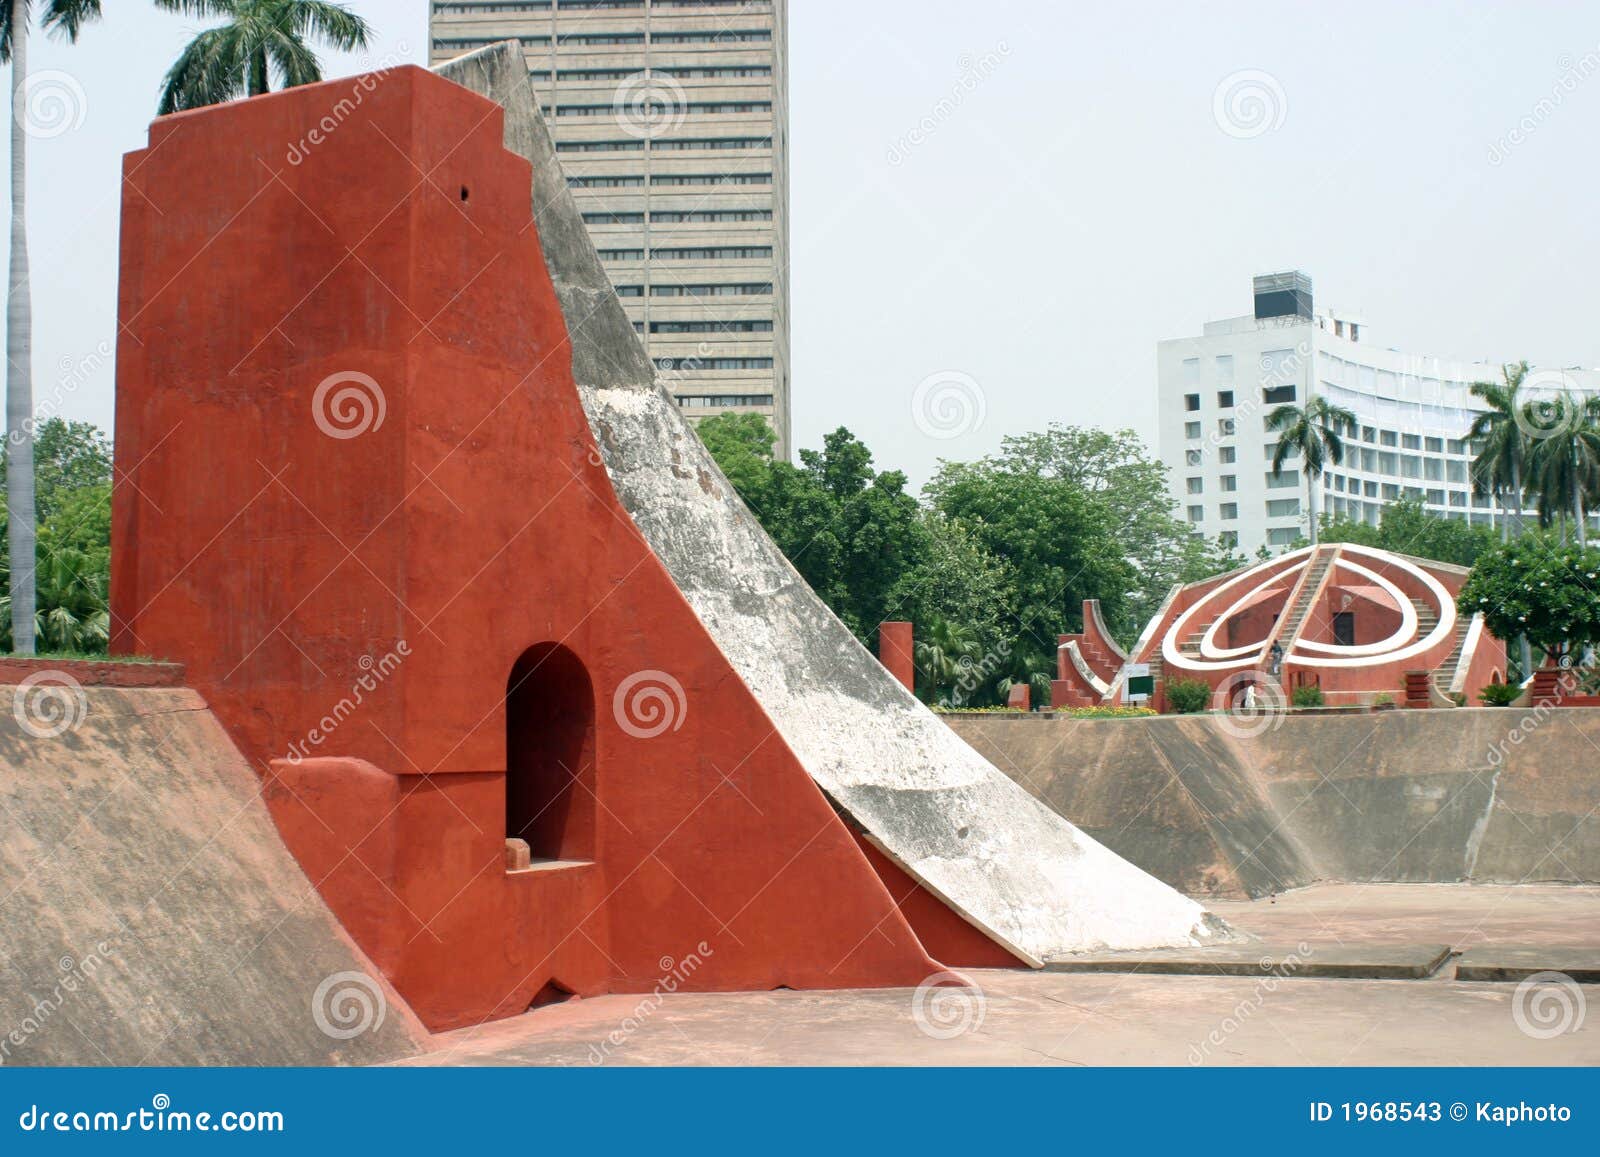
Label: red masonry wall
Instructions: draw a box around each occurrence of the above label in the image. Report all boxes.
[110,68,950,1031]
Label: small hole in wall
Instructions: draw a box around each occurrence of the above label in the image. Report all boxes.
[460,185,470,202]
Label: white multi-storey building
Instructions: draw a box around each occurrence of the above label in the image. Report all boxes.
[1157,272,1600,555]
[429,0,791,456]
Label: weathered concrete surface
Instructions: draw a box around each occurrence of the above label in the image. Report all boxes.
[0,687,427,1065]
[1205,883,1600,950]
[1455,949,1600,983]
[432,42,1228,960]
[403,883,1600,1067]
[1043,943,1452,980]
[952,711,1600,898]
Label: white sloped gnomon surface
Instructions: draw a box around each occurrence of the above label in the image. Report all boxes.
[433,43,1229,959]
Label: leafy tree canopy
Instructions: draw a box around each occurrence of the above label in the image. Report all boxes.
[1320,497,1497,568]
[1457,537,1600,654]
[0,419,112,652]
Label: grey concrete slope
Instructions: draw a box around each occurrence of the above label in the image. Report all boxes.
[0,686,427,1066]
[951,710,1600,899]
[433,43,1227,959]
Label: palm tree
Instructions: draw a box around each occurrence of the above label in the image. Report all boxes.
[2,0,101,655]
[1526,393,1600,549]
[0,547,107,652]
[1267,395,1357,546]
[1466,361,1537,676]
[914,618,982,705]
[1468,361,1530,541]
[155,0,371,114]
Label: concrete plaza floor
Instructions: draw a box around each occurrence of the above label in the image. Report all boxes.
[405,884,1600,1066]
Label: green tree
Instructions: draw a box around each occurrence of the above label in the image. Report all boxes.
[1524,393,1600,549]
[913,617,983,706]
[694,412,775,499]
[0,418,111,653]
[155,0,371,114]
[1177,532,1250,583]
[695,421,925,644]
[889,512,1014,649]
[1468,361,1530,541]
[1458,537,1600,658]
[925,425,1192,644]
[1320,496,1496,568]
[1,0,103,654]
[795,428,924,638]
[1267,395,1357,545]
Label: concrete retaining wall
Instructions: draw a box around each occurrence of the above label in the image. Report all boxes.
[0,687,428,1065]
[948,709,1600,899]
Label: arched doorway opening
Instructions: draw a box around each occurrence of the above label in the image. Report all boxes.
[506,643,596,863]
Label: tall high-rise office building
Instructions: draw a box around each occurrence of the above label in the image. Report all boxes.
[429,0,791,457]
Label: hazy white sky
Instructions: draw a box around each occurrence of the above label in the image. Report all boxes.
[6,1,1598,490]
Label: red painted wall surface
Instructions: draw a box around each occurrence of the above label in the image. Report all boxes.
[111,69,950,1031]
[877,621,915,693]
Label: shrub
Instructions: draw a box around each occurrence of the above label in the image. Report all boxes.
[1370,692,1395,708]
[1056,705,1158,718]
[1164,678,1211,714]
[1291,685,1326,708]
[1478,682,1522,707]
